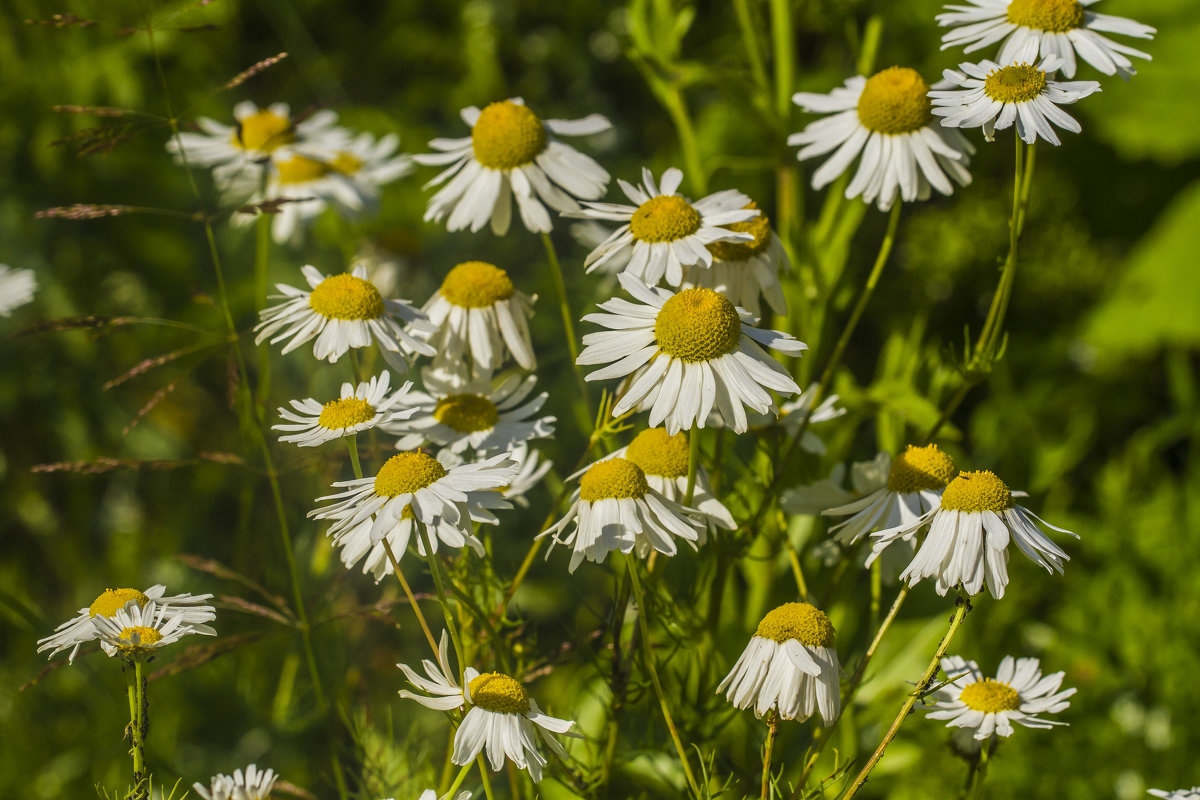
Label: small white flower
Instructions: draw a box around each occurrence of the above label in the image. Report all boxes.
[682,201,790,317]
[92,599,217,659]
[192,764,278,800]
[500,443,553,507]
[775,384,847,455]
[0,264,36,316]
[273,371,417,447]
[415,98,610,235]
[418,261,537,372]
[931,56,1101,145]
[254,264,435,364]
[925,654,1075,739]
[1149,790,1200,800]
[937,0,1155,80]
[415,791,471,800]
[718,602,841,723]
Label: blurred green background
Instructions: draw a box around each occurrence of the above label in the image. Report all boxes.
[1,0,1198,798]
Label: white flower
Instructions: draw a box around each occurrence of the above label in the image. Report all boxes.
[937,0,1155,80]
[273,371,417,447]
[775,384,847,455]
[930,56,1101,145]
[578,275,806,434]
[415,791,471,800]
[718,602,841,723]
[539,454,706,572]
[254,264,435,364]
[310,450,517,581]
[418,261,537,372]
[790,67,975,211]
[415,98,610,235]
[500,443,553,507]
[92,599,216,659]
[398,632,579,783]
[384,368,554,456]
[682,201,790,317]
[926,654,1075,739]
[0,264,36,316]
[568,167,759,287]
[192,764,278,800]
[37,585,216,663]
[1149,790,1200,800]
[871,469,1078,599]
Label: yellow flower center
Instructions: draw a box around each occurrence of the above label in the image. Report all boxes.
[630,195,703,244]
[983,64,1048,104]
[433,393,500,433]
[331,151,364,175]
[308,273,386,321]
[755,602,836,648]
[579,458,650,502]
[471,101,547,170]
[940,471,1014,514]
[318,397,375,430]
[886,444,959,494]
[959,678,1021,713]
[1006,0,1084,32]
[440,261,515,309]
[89,588,150,618]
[118,626,163,647]
[706,202,772,261]
[276,154,331,184]
[654,288,742,363]
[468,671,530,715]
[625,428,690,479]
[856,66,934,135]
[231,109,295,152]
[374,452,448,498]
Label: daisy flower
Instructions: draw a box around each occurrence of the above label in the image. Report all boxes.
[309,450,518,581]
[871,469,1078,599]
[414,792,471,800]
[781,456,890,517]
[540,454,706,572]
[925,654,1075,739]
[931,57,1101,145]
[1150,790,1200,800]
[578,275,807,435]
[718,602,841,723]
[254,264,435,364]
[398,632,579,783]
[790,67,975,211]
[937,0,1155,80]
[384,368,554,456]
[273,371,417,447]
[415,98,610,235]
[0,264,36,316]
[683,201,790,317]
[192,764,278,800]
[775,384,847,455]
[569,167,759,287]
[92,599,217,660]
[500,443,553,507]
[37,585,216,664]
[418,261,537,372]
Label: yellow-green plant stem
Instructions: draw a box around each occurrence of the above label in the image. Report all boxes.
[382,538,441,659]
[963,740,994,800]
[345,436,363,480]
[417,523,467,675]
[684,424,701,505]
[441,761,473,800]
[838,591,972,800]
[769,0,794,120]
[761,712,779,800]
[626,558,702,798]
[476,757,497,800]
[125,660,147,799]
[540,232,589,413]
[733,0,769,97]
[253,184,272,413]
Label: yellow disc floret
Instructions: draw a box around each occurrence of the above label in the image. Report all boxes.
[118,626,163,647]
[630,195,703,243]
[580,458,650,502]
[308,274,386,321]
[959,678,1021,713]
[625,428,690,479]
[331,152,364,175]
[857,66,934,135]
[89,588,150,618]
[276,154,332,184]
[1006,0,1084,32]
[433,393,500,433]
[707,202,771,261]
[440,261,515,309]
[471,101,547,170]
[374,452,448,498]
[887,444,959,494]
[318,397,375,430]
[655,288,742,362]
[940,470,1014,514]
[468,671,530,715]
[755,602,836,648]
[983,64,1048,104]
[232,108,294,152]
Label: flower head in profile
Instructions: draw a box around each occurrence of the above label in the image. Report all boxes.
[683,200,790,317]
[790,67,975,211]
[415,98,610,235]
[718,602,841,723]
[419,261,537,372]
[569,167,760,287]
[925,654,1075,740]
[1150,790,1200,800]
[578,275,806,434]
[931,57,1101,145]
[274,371,416,447]
[92,599,217,660]
[937,0,1155,80]
[254,264,435,364]
[192,764,278,800]
[0,264,36,317]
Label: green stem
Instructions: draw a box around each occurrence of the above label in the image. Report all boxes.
[769,0,794,120]
[974,137,1028,356]
[970,740,994,800]
[417,523,466,676]
[441,761,473,800]
[540,232,589,413]
[684,425,701,505]
[761,713,779,800]
[661,87,708,195]
[125,663,145,796]
[477,757,497,800]
[382,538,441,658]
[601,569,634,793]
[253,182,272,413]
[346,436,363,480]
[733,0,770,97]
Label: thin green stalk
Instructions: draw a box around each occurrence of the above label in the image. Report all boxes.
[441,762,473,800]
[540,232,589,413]
[346,436,363,480]
[733,0,770,97]
[684,425,701,505]
[970,740,994,800]
[761,713,779,800]
[253,179,272,412]
[382,538,441,659]
[601,569,634,793]
[417,523,466,675]
[769,0,794,120]
[477,757,497,800]
[125,663,145,796]
[974,138,1028,356]
[662,88,707,195]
